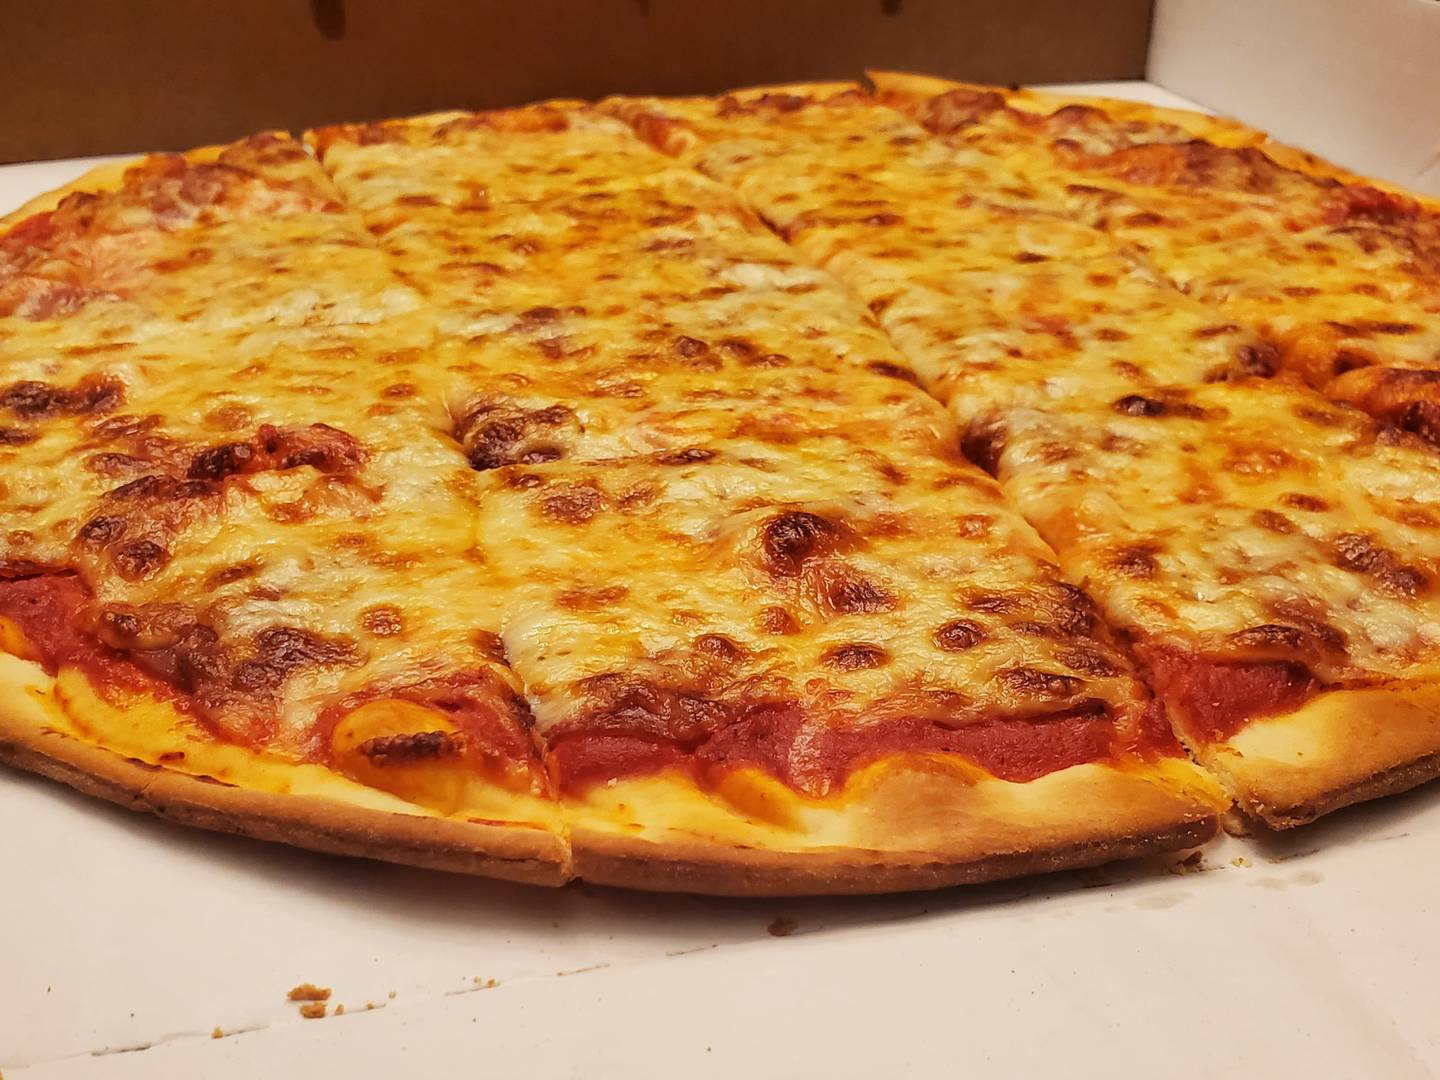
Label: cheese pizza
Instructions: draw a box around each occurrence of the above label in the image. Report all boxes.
[1,74,1437,894]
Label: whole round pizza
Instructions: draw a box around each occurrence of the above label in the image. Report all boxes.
[2,73,1438,896]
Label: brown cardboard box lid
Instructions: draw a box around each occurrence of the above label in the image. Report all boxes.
[2,0,1152,162]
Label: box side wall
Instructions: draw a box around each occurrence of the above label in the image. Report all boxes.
[1149,0,1440,194]
[1,0,1152,163]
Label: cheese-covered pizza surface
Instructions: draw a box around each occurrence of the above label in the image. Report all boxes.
[1,74,1436,894]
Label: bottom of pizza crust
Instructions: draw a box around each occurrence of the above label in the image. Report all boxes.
[0,653,1226,894]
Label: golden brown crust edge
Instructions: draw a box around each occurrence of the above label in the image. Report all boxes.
[570,817,1216,897]
[566,758,1224,896]
[1211,682,1440,829]
[0,691,571,887]
[1,653,1228,894]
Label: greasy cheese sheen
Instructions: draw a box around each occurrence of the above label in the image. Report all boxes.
[874,75,1440,428]
[309,105,1155,761]
[603,87,1440,717]
[0,102,1188,836]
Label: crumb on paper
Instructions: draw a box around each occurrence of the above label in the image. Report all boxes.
[388,990,397,999]
[286,983,331,1002]
[299,1003,328,1020]
[365,1002,377,1011]
[767,916,798,937]
[1231,856,1252,868]
[334,1004,345,1016]
[211,1027,223,1040]
[472,976,499,988]
[1169,851,1206,875]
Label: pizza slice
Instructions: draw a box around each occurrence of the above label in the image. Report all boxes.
[0,132,418,338]
[992,380,1440,826]
[472,444,1221,892]
[0,178,570,880]
[872,72,1440,447]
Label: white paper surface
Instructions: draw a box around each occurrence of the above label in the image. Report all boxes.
[3,84,1440,1079]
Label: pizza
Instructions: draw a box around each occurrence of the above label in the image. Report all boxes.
[0,76,1435,896]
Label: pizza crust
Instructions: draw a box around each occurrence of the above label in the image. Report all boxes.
[565,758,1224,896]
[0,654,571,885]
[0,649,1226,893]
[1206,683,1440,828]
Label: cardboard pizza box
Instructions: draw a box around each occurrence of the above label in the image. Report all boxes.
[4,3,1440,1077]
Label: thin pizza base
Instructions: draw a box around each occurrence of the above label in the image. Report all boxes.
[566,760,1223,896]
[1204,684,1440,828]
[0,653,572,885]
[0,652,1225,894]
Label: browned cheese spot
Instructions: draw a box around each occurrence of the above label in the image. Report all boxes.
[934,619,985,651]
[1252,509,1296,534]
[1110,544,1161,578]
[694,634,746,663]
[0,374,123,420]
[1330,533,1429,598]
[360,605,404,636]
[820,642,890,671]
[819,570,895,615]
[757,606,799,635]
[1113,394,1166,417]
[1282,492,1329,512]
[557,585,628,611]
[997,666,1085,698]
[759,511,847,577]
[541,486,603,524]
